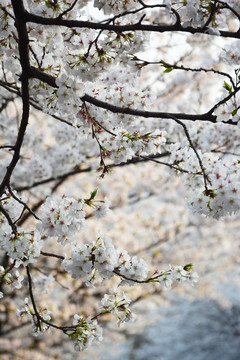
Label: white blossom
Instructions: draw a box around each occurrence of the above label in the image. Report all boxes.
[0,229,42,265]
[36,194,85,245]
[98,288,137,325]
[68,315,103,351]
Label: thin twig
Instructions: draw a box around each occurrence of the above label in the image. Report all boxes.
[168,115,212,191]
[7,184,40,220]
[41,251,64,260]
[26,265,42,331]
[0,204,17,233]
[17,177,67,225]
[202,0,218,28]
[138,154,189,174]
[92,125,109,175]
[135,57,235,89]
[0,260,16,283]
[57,0,79,19]
[15,152,169,192]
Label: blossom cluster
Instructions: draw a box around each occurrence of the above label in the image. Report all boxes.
[16,298,52,336]
[25,0,88,17]
[93,197,111,219]
[0,191,28,225]
[214,101,240,124]
[96,128,167,165]
[36,194,86,245]
[220,40,240,65]
[62,231,198,289]
[164,0,235,31]
[93,0,139,15]
[36,193,111,244]
[158,264,199,289]
[69,314,103,351]
[0,265,24,297]
[187,121,240,154]
[98,288,137,325]
[0,228,42,266]
[169,145,240,218]
[62,232,149,285]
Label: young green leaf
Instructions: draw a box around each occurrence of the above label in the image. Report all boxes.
[223,81,232,94]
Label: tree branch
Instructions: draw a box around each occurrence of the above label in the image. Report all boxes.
[15,153,170,192]
[23,9,240,39]
[82,94,217,123]
[0,0,31,196]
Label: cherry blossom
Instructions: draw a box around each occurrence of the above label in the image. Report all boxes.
[69,315,103,351]
[98,288,137,326]
[1,0,240,356]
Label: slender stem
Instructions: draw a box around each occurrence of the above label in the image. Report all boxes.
[0,204,17,233]
[138,154,189,174]
[26,265,42,331]
[57,0,79,19]
[0,260,16,283]
[7,184,40,220]
[15,152,169,192]
[41,251,64,260]
[168,115,212,191]
[136,57,235,89]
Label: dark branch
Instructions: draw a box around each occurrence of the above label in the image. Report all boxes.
[15,153,170,192]
[0,204,17,233]
[0,0,31,196]
[81,94,217,123]
[24,10,240,39]
[15,65,239,125]
[41,251,64,260]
